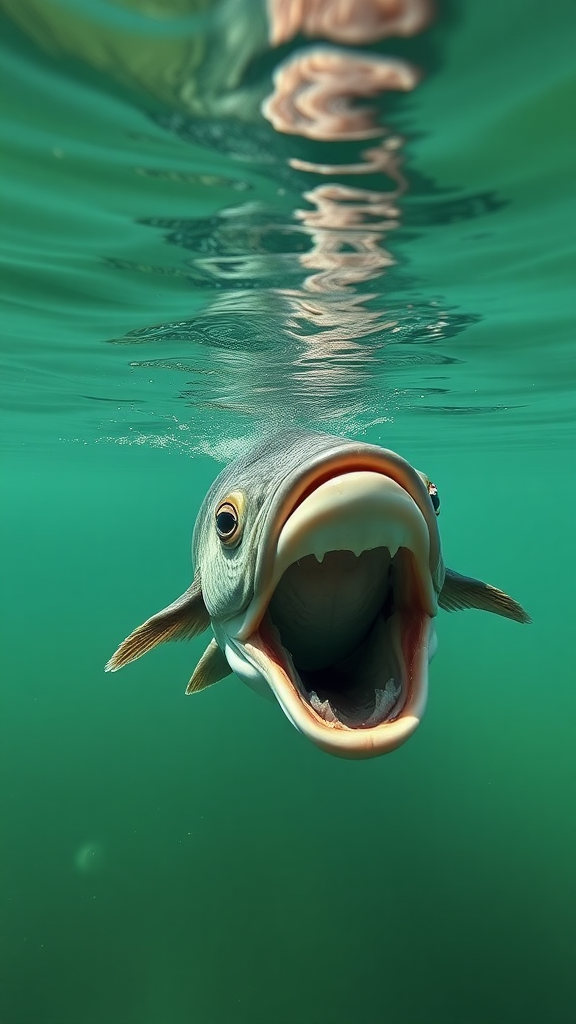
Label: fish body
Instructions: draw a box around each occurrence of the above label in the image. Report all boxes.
[107,430,529,759]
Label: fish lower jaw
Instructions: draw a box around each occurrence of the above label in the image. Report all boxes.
[307,677,402,730]
[241,611,433,759]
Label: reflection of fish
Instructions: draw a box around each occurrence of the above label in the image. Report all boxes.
[262,49,419,140]
[107,431,529,759]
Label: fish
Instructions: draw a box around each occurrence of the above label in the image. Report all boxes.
[106,429,530,759]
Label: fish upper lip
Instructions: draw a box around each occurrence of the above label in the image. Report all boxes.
[225,447,440,641]
[271,470,436,612]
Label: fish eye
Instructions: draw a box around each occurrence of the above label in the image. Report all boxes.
[215,503,238,540]
[215,493,244,545]
[427,481,440,515]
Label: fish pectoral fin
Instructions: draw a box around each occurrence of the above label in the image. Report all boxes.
[105,573,210,672]
[440,568,531,624]
[186,639,231,694]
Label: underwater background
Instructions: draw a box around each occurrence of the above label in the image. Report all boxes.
[1,1,575,1022]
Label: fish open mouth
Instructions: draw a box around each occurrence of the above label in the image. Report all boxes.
[106,430,528,758]
[229,469,438,758]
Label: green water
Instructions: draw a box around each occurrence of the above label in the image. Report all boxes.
[1,2,575,1022]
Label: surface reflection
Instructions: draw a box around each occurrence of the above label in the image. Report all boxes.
[257,7,429,377]
[262,50,419,140]
[2,0,509,442]
[268,0,434,46]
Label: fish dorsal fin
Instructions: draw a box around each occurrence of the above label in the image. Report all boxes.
[186,639,231,694]
[440,568,531,624]
[105,573,210,672]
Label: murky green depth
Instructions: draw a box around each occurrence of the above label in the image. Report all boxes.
[1,2,575,1022]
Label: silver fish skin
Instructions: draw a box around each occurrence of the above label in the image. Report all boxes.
[106,429,530,759]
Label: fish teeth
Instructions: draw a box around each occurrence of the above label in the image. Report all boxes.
[364,679,401,726]
[309,690,338,724]
[306,536,404,563]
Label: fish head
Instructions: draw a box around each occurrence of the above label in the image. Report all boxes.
[194,430,444,759]
[107,429,529,760]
